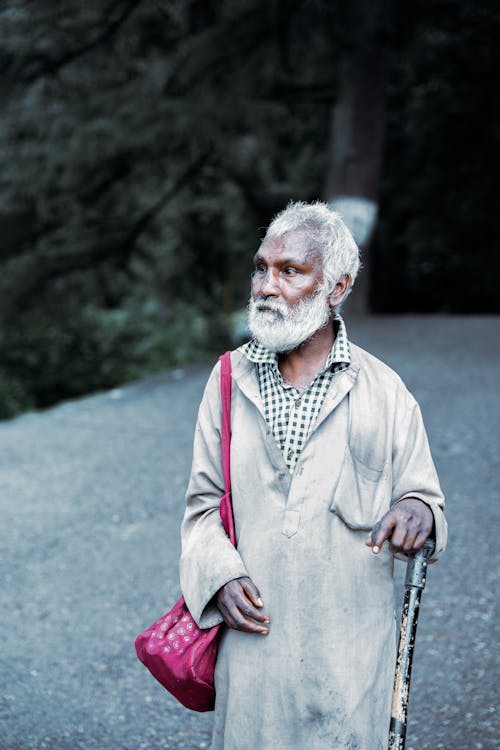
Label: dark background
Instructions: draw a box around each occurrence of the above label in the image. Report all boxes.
[1,0,499,418]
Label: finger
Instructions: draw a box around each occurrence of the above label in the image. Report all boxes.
[400,526,420,554]
[222,601,270,634]
[412,528,432,552]
[234,619,270,635]
[388,523,409,553]
[240,577,264,608]
[233,608,270,634]
[238,600,269,624]
[365,520,380,547]
[370,516,397,553]
[236,584,270,624]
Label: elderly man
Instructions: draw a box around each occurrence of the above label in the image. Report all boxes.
[180,201,446,749]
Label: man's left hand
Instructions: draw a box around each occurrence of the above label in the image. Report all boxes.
[365,498,434,556]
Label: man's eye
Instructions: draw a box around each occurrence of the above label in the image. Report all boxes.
[253,264,266,274]
[283,267,298,276]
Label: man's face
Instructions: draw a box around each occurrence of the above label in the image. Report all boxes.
[251,232,324,308]
[247,232,332,352]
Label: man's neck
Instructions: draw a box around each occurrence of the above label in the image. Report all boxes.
[278,322,336,389]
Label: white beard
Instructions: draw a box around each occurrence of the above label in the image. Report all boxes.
[247,290,332,353]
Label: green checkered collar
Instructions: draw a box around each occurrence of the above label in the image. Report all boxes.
[240,313,351,370]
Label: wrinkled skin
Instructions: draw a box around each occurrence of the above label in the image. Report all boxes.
[216,576,270,635]
[365,497,434,555]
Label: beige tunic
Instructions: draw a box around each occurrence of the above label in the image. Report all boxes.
[180,345,447,750]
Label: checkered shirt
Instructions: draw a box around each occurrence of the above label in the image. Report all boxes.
[239,314,351,472]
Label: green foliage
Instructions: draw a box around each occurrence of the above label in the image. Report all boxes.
[0,0,340,417]
[0,296,229,419]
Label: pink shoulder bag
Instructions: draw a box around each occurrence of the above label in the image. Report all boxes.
[134,352,235,712]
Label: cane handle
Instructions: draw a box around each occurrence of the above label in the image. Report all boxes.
[404,537,434,590]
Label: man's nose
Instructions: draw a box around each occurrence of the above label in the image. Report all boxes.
[255,269,279,298]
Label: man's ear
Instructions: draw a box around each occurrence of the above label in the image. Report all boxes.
[327,274,352,308]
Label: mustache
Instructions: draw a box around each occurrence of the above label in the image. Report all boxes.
[249,298,288,317]
[249,291,325,317]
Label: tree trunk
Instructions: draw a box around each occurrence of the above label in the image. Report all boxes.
[323,0,390,313]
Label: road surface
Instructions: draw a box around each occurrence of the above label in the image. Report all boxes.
[0,316,498,749]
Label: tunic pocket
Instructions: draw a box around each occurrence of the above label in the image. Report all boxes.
[329,444,390,530]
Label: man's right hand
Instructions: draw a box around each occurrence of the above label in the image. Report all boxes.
[216,576,270,635]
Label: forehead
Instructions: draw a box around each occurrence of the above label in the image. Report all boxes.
[256,231,322,265]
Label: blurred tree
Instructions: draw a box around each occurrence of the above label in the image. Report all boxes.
[0,0,498,417]
[0,0,339,416]
[324,0,390,313]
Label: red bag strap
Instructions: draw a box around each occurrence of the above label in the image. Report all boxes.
[219,351,232,493]
[218,351,236,546]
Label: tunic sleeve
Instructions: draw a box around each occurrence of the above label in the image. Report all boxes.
[391,382,447,561]
[180,360,249,628]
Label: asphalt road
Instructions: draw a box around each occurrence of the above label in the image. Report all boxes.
[0,316,498,750]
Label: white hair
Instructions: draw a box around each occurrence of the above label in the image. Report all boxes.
[264,200,361,297]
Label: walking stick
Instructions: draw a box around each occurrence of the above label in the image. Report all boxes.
[388,538,435,750]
